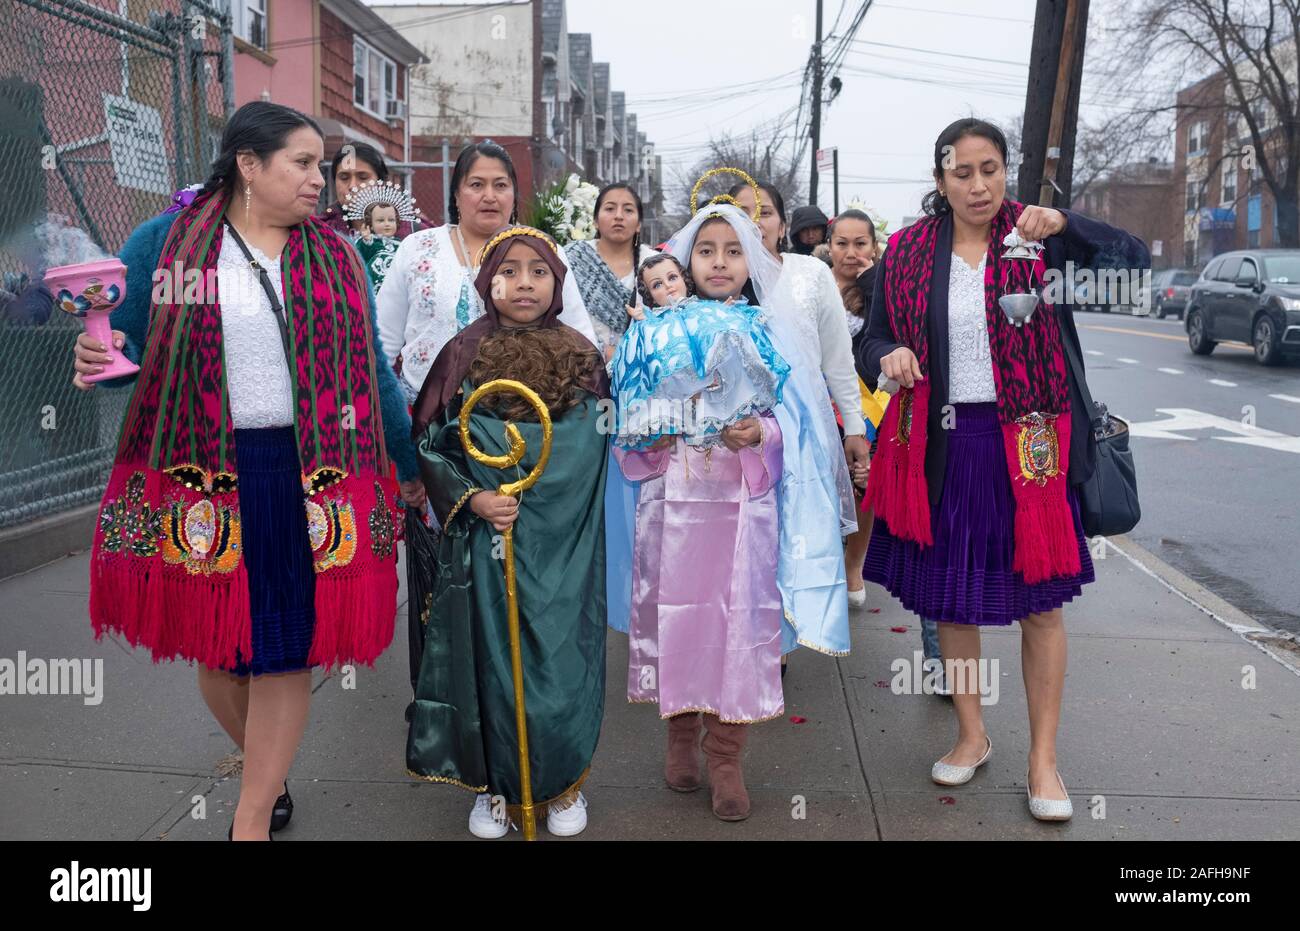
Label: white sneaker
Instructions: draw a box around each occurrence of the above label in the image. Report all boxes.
[546,791,588,837]
[468,793,510,839]
[847,587,867,607]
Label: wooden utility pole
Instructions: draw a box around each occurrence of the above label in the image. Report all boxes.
[809,0,824,206]
[1017,0,1090,207]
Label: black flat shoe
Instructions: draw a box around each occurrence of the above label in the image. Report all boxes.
[270,782,292,832]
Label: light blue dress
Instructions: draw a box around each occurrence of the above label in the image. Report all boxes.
[609,297,789,449]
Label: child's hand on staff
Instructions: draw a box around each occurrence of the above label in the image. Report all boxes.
[471,490,519,531]
[720,418,762,451]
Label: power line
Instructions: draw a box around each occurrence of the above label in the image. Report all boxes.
[872,1,1033,24]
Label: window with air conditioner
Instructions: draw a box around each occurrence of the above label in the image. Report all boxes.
[1186,178,1200,212]
[354,38,397,120]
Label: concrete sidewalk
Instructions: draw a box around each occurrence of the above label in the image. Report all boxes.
[1,535,1298,841]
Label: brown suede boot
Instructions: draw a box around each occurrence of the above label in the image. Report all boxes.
[664,712,703,792]
[701,714,750,821]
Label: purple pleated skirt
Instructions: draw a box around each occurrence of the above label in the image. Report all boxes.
[864,401,1094,626]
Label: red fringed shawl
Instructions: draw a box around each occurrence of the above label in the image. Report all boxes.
[864,200,1080,584]
[89,189,401,669]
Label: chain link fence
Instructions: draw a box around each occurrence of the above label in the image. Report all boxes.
[0,0,232,530]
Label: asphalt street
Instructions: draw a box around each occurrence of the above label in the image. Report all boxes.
[1073,308,1300,633]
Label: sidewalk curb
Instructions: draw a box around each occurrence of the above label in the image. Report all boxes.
[1101,534,1300,677]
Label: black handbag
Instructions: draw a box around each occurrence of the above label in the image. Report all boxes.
[1062,328,1141,537]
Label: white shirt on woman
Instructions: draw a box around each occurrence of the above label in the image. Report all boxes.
[946,252,998,403]
[217,228,294,429]
[376,224,598,397]
[766,252,867,436]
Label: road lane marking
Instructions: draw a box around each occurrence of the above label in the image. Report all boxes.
[1078,323,1254,350]
[1085,349,1104,356]
[1271,393,1300,404]
[1158,367,1184,375]
[1209,378,1238,387]
[1126,408,1300,454]
[1116,357,1140,364]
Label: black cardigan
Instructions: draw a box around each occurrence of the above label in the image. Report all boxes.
[857,209,1151,504]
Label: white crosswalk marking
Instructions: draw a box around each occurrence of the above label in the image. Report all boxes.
[1157,367,1184,375]
[1085,350,1103,356]
[1208,379,1238,387]
[1116,357,1140,364]
[1270,393,1300,404]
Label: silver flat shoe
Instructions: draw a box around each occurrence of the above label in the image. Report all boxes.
[1027,769,1073,821]
[930,735,992,786]
[847,587,867,607]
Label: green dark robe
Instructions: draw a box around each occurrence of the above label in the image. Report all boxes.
[407,383,608,807]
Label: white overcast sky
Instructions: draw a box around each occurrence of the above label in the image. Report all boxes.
[371,0,1170,228]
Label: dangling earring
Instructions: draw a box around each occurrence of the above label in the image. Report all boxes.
[244,183,252,216]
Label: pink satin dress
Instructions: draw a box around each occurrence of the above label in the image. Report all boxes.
[614,414,785,723]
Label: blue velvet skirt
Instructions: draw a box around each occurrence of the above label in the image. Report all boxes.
[864,402,1094,626]
[226,427,317,676]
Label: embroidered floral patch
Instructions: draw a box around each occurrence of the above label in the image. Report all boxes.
[368,481,396,558]
[99,471,164,558]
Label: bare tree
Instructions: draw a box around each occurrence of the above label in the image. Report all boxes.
[1100,0,1300,245]
[1007,108,1171,205]
[666,130,809,228]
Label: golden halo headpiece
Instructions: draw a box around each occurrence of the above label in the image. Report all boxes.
[477,226,561,267]
[690,167,762,222]
[342,179,418,223]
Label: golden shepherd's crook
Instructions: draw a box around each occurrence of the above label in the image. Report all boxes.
[458,379,553,841]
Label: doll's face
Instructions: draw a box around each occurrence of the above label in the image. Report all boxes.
[641,259,687,307]
[491,240,555,327]
[368,204,398,236]
[689,218,748,300]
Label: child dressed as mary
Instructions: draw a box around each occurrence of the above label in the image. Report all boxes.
[605,178,856,823]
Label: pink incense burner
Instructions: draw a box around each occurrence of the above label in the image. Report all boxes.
[44,258,139,383]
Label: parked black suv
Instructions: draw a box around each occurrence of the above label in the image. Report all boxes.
[1185,250,1300,365]
[1150,268,1197,319]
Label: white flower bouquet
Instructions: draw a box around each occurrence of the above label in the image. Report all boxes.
[524,173,600,245]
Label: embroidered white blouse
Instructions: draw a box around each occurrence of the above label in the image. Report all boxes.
[376,224,598,396]
[766,253,866,436]
[947,252,998,402]
[217,228,295,429]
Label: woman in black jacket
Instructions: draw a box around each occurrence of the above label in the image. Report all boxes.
[858,118,1149,822]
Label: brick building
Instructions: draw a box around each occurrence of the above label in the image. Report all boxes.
[1076,160,1178,270]
[231,0,423,202]
[372,0,662,234]
[1170,68,1294,269]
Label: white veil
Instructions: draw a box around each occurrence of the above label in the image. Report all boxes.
[665,202,783,304]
